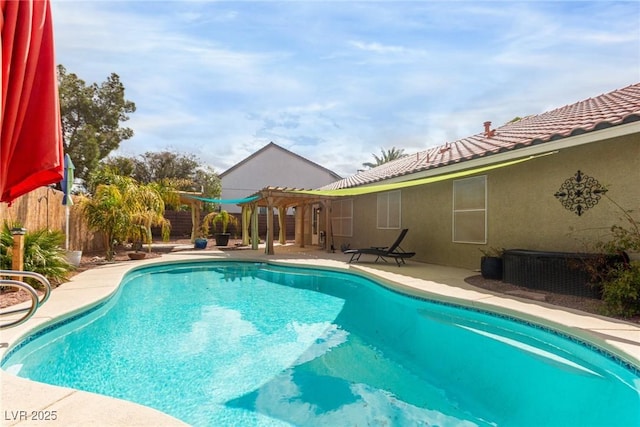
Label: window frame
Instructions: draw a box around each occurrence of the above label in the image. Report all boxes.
[452,175,487,244]
[377,190,401,229]
[331,198,353,237]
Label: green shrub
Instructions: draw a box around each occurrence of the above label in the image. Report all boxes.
[589,196,640,317]
[1,222,73,288]
[601,261,640,318]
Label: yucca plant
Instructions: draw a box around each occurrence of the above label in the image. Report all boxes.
[0,222,14,270]
[0,222,73,288]
[23,228,73,286]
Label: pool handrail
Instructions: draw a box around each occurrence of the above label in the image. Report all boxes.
[0,270,52,329]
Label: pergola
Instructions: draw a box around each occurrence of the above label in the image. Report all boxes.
[238,187,339,255]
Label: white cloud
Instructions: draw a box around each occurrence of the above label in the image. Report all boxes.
[52,1,640,180]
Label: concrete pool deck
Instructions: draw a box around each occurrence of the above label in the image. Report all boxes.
[2,245,639,426]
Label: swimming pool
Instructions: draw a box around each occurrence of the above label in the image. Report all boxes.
[2,261,639,426]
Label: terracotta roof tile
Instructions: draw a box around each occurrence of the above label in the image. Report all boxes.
[323,83,640,190]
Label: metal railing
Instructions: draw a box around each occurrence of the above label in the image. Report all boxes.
[0,270,52,329]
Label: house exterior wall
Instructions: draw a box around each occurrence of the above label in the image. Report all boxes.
[221,145,340,213]
[331,132,639,270]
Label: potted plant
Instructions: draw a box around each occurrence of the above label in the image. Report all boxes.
[125,238,147,259]
[202,210,239,246]
[480,247,504,280]
[194,236,208,249]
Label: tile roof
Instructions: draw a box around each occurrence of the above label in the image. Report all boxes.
[323,83,640,190]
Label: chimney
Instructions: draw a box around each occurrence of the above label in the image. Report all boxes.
[439,142,451,153]
[483,121,495,138]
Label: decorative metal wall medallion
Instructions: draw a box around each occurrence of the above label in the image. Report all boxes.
[554,170,607,216]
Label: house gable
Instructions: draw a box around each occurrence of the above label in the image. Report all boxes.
[220,142,341,180]
[220,142,342,212]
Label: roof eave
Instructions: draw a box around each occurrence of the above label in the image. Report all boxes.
[374,121,640,186]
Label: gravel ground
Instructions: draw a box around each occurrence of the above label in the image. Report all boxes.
[465,274,639,324]
[465,275,603,313]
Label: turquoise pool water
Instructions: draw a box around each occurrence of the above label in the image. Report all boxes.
[3,261,639,426]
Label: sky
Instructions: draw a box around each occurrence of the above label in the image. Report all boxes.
[50,1,640,178]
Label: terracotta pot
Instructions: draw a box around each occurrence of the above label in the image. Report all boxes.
[128,252,146,260]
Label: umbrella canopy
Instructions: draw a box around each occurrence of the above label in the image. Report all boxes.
[1,0,64,204]
[61,153,74,206]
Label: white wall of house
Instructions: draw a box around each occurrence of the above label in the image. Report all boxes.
[220,143,341,213]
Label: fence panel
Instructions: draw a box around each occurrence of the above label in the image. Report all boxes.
[0,186,103,253]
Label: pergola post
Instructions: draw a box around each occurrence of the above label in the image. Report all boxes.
[251,203,259,250]
[278,206,286,245]
[325,200,334,252]
[265,198,274,255]
[241,204,251,246]
[188,198,203,242]
[298,203,306,248]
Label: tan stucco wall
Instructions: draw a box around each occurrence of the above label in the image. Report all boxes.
[332,133,640,270]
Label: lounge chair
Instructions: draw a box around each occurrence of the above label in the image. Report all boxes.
[344,229,416,266]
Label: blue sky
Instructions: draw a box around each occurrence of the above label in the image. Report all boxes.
[51,1,639,178]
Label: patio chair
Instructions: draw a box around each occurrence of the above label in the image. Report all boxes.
[344,229,416,266]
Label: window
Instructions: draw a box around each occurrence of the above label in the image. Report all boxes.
[331,199,353,237]
[377,190,401,229]
[453,176,486,243]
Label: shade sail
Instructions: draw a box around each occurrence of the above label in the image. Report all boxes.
[290,152,556,197]
[182,195,260,204]
[1,0,64,204]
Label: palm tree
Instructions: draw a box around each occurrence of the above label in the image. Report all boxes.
[127,183,171,253]
[78,185,127,260]
[362,147,408,169]
[78,173,170,260]
[149,177,191,210]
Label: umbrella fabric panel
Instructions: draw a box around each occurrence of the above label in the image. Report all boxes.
[1,0,64,204]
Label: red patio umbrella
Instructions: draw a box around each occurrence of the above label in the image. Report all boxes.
[1,0,64,205]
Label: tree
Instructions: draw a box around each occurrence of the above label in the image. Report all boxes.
[93,151,222,206]
[58,65,136,182]
[193,165,222,204]
[132,151,199,183]
[362,147,408,169]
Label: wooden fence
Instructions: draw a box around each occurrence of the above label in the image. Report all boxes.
[0,186,104,253]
